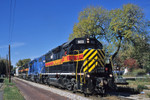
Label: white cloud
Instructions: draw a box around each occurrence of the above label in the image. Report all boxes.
[0,42,25,49]
[11,42,25,48]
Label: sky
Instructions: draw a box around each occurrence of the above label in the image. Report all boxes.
[0,0,150,67]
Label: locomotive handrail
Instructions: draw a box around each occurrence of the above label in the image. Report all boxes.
[80,60,86,84]
[73,50,79,82]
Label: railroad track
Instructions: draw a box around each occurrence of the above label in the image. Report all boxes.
[13,77,136,100]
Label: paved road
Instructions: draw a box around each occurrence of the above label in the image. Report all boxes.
[13,78,68,100]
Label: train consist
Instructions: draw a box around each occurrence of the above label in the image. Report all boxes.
[17,37,115,95]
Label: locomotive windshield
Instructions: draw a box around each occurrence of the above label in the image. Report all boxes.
[71,38,103,51]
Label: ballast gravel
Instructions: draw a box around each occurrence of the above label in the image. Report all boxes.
[14,77,90,100]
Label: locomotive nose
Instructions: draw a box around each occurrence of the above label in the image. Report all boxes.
[82,49,105,73]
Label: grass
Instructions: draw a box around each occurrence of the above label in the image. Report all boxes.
[137,84,148,92]
[147,93,150,98]
[127,78,150,88]
[126,77,150,95]
[116,86,139,94]
[3,78,24,100]
[123,69,147,77]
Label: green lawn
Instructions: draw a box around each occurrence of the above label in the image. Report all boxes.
[3,78,24,100]
[127,78,150,88]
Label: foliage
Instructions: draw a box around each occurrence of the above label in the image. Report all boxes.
[113,54,123,69]
[127,78,150,88]
[16,58,31,67]
[124,69,147,76]
[124,58,138,71]
[132,36,150,70]
[3,78,24,100]
[119,35,150,71]
[69,4,149,61]
[132,69,147,76]
[0,58,13,75]
[137,84,148,92]
[69,6,109,40]
[0,59,7,75]
[136,69,147,76]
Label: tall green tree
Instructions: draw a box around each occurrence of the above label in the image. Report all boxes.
[16,58,31,67]
[69,6,109,40]
[0,59,6,75]
[116,34,150,71]
[69,4,149,60]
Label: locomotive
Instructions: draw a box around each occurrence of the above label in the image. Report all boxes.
[18,37,115,95]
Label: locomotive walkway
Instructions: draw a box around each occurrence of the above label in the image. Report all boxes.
[13,77,90,100]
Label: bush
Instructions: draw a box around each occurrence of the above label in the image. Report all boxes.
[137,84,148,92]
[132,69,146,76]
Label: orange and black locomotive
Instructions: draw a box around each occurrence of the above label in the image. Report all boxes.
[18,37,115,95]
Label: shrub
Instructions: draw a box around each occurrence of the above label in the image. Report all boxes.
[132,69,146,76]
[137,84,148,92]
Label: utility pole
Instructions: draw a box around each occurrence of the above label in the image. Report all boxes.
[6,55,8,78]
[9,44,11,83]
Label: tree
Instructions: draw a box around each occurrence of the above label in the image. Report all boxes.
[0,59,6,75]
[0,59,12,75]
[124,58,138,71]
[69,6,109,40]
[133,36,150,69]
[16,58,31,67]
[69,4,149,60]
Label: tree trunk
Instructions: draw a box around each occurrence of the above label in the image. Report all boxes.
[112,38,122,60]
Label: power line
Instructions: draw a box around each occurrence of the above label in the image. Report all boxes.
[8,0,12,43]
[10,0,16,42]
[8,0,16,44]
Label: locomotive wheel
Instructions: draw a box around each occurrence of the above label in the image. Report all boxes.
[98,87,106,95]
[46,77,50,86]
[66,80,72,91]
[63,78,72,90]
[73,83,78,93]
[71,78,77,93]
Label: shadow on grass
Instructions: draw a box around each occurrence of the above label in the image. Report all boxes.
[107,86,139,97]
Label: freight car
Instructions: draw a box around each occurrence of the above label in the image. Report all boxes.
[18,37,115,95]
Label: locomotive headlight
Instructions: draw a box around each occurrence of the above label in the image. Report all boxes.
[87,38,89,43]
[109,74,113,77]
[86,74,90,78]
[87,40,89,43]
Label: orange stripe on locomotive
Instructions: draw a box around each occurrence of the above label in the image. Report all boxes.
[45,54,83,67]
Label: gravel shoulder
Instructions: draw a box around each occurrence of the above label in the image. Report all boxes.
[13,77,90,100]
[13,77,150,100]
